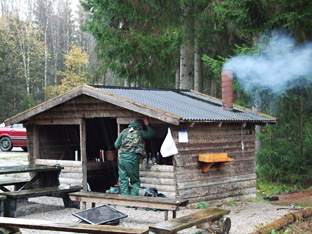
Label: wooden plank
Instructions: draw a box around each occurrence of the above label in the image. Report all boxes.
[0,179,30,186]
[177,173,257,190]
[5,87,84,126]
[187,187,256,204]
[178,180,256,198]
[35,159,82,167]
[0,195,6,201]
[35,109,133,119]
[149,208,230,234]
[174,151,255,168]
[177,142,255,152]
[140,171,174,179]
[176,146,255,157]
[139,184,175,192]
[30,118,81,125]
[175,159,255,178]
[1,185,81,198]
[81,118,87,192]
[139,165,174,172]
[140,178,174,185]
[0,217,149,234]
[59,178,83,185]
[198,153,234,163]
[69,191,188,211]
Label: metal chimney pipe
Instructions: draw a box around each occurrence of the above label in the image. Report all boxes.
[221,70,233,110]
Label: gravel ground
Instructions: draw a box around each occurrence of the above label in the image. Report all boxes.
[0,151,291,234]
[13,196,290,234]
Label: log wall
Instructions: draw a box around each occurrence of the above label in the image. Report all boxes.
[172,123,256,204]
[34,159,83,186]
[139,165,175,198]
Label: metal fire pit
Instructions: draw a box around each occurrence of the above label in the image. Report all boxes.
[73,205,127,225]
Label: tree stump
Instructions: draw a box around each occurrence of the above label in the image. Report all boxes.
[197,217,231,234]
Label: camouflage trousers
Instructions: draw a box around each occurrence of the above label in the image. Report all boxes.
[118,153,141,196]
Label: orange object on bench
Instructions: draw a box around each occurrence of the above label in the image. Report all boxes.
[198,153,234,172]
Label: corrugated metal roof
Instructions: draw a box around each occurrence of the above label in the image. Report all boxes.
[92,86,276,123]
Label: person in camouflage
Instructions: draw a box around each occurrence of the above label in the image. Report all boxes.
[114,117,156,195]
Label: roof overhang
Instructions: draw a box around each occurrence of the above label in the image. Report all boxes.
[4,85,181,126]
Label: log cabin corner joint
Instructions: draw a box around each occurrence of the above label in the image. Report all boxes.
[198,153,234,173]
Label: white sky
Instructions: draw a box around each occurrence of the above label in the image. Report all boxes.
[70,0,81,12]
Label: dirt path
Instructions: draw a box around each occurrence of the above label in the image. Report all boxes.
[269,188,312,207]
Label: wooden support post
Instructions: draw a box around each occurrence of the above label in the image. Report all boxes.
[164,211,168,221]
[82,201,86,210]
[202,163,213,173]
[217,162,226,171]
[80,119,87,192]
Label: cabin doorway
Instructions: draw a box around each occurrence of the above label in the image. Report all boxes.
[85,118,118,192]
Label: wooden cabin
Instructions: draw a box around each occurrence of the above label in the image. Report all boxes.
[4,74,276,204]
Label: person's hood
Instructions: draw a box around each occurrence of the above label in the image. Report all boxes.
[128,124,141,130]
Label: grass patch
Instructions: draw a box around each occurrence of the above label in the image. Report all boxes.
[1,155,28,160]
[197,201,210,209]
[221,198,239,207]
[256,179,301,196]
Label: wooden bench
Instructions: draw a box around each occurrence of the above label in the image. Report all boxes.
[0,178,30,192]
[0,185,81,217]
[69,191,189,221]
[149,208,231,234]
[0,217,149,234]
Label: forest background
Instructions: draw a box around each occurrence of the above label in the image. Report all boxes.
[1,0,312,190]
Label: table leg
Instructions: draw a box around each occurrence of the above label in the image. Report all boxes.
[0,200,4,217]
[165,211,168,221]
[4,198,17,218]
[173,210,176,219]
[18,174,40,191]
[0,185,9,192]
[82,202,86,210]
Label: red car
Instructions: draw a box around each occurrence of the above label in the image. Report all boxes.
[0,123,28,152]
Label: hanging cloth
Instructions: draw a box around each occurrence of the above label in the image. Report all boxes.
[160,128,178,157]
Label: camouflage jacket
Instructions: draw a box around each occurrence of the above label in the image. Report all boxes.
[114,124,156,156]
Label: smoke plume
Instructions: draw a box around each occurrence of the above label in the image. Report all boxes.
[223,33,312,95]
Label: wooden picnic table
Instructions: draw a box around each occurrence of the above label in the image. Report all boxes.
[0,164,81,217]
[0,164,63,191]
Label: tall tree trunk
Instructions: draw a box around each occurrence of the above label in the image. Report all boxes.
[194,38,203,92]
[175,67,180,89]
[179,0,194,90]
[253,100,262,152]
[44,20,48,99]
[124,78,129,87]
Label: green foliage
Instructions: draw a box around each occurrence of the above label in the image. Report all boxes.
[81,0,182,87]
[0,14,45,122]
[193,231,203,234]
[221,199,239,207]
[257,179,299,196]
[257,77,312,187]
[196,201,210,209]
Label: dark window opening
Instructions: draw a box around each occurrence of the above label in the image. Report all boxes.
[38,125,80,160]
